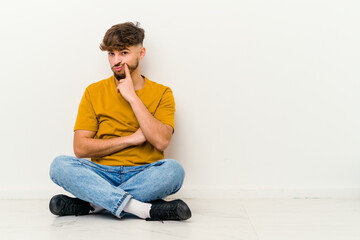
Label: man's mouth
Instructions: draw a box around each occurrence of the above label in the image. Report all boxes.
[113,65,123,71]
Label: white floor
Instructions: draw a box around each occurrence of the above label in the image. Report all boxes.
[1,198,360,240]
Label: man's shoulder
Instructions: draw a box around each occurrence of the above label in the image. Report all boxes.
[86,76,112,92]
[144,76,172,93]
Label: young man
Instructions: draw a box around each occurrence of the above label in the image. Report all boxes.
[49,22,191,221]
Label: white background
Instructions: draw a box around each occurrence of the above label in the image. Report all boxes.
[0,0,359,198]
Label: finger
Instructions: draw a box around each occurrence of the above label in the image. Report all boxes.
[124,63,130,77]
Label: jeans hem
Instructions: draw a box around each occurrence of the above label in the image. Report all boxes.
[113,193,132,218]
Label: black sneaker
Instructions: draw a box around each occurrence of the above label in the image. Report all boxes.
[49,194,94,216]
[146,199,192,221]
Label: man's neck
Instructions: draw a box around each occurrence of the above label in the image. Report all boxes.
[132,72,145,91]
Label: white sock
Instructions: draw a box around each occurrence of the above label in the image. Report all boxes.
[123,198,151,219]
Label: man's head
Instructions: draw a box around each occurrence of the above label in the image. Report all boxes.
[100,22,145,80]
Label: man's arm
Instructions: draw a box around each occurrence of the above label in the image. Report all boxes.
[73,128,146,158]
[128,97,173,151]
[117,64,173,151]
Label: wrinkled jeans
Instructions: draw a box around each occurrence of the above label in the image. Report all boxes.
[49,155,185,218]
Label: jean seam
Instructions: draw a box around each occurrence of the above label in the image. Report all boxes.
[80,159,119,173]
[120,166,124,185]
[122,160,164,173]
[122,167,147,173]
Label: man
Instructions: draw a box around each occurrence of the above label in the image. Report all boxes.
[49,22,191,221]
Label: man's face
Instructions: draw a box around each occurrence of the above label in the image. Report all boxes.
[108,44,144,80]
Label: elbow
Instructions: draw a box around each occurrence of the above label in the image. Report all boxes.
[74,149,83,159]
[74,151,84,159]
[73,145,86,158]
[155,139,170,152]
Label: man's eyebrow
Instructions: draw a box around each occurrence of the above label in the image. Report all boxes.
[119,48,130,51]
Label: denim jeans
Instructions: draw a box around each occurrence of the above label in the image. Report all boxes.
[49,155,185,218]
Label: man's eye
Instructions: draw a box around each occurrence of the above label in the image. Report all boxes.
[108,52,114,55]
[122,52,128,55]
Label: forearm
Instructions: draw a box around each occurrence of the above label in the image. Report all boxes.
[128,96,170,151]
[74,135,133,158]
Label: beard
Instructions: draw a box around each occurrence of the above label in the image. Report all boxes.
[113,58,139,80]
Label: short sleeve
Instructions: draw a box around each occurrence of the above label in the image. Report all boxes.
[154,88,176,133]
[73,88,98,132]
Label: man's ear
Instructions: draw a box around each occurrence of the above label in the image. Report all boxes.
[139,47,146,60]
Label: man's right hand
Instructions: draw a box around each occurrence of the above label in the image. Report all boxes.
[130,128,146,145]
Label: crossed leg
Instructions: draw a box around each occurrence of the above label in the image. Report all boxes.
[49,155,185,218]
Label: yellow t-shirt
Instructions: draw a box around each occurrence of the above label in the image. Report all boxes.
[73,75,175,166]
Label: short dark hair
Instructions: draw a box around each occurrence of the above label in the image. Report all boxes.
[99,21,145,51]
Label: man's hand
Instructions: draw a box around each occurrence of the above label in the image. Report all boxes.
[129,128,146,145]
[116,64,137,102]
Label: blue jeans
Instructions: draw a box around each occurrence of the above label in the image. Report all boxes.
[49,155,185,218]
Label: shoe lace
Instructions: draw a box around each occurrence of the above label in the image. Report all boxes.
[154,203,177,220]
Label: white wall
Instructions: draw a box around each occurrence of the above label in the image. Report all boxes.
[0,0,359,199]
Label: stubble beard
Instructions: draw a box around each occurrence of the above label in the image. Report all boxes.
[113,58,139,80]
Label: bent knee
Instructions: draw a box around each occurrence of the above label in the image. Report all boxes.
[49,155,74,181]
[162,159,185,188]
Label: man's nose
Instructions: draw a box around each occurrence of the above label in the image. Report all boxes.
[112,54,121,64]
